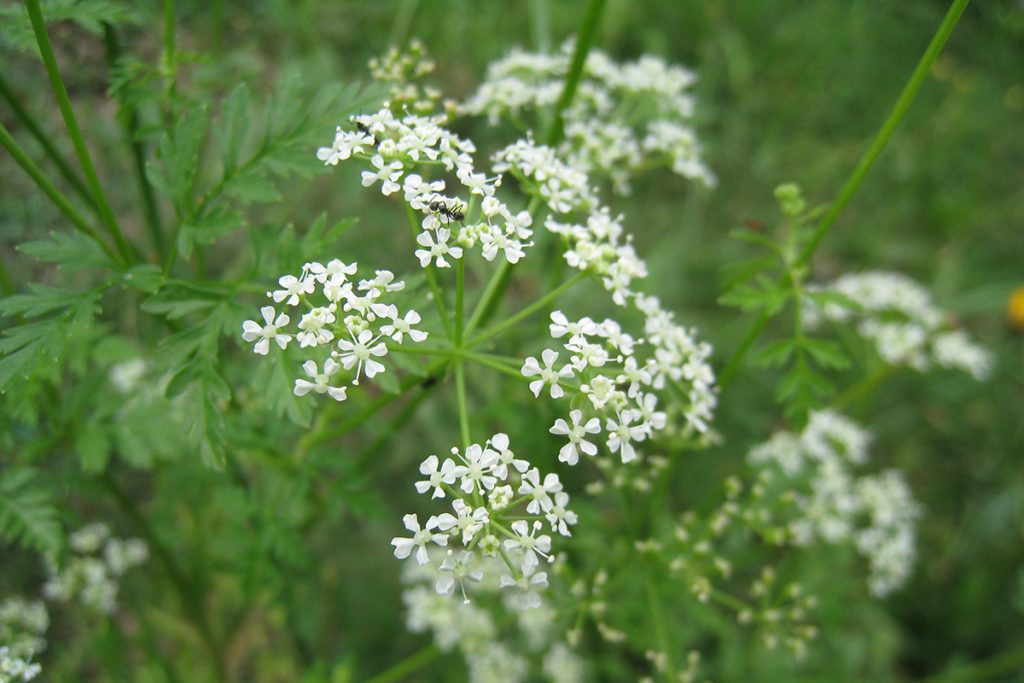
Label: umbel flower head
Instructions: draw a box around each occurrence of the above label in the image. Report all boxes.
[240,261,427,401]
[391,434,576,609]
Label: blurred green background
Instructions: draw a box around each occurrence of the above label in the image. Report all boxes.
[2,0,1023,681]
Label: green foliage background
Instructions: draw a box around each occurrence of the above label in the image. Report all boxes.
[1,0,1022,681]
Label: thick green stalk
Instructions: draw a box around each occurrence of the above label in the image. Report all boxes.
[0,121,119,264]
[25,0,135,265]
[717,0,970,388]
[102,23,166,260]
[0,71,94,208]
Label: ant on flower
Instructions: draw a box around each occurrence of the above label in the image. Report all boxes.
[428,196,467,224]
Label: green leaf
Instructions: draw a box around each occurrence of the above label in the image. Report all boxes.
[801,336,851,370]
[177,204,244,259]
[0,0,140,54]
[76,422,111,472]
[222,166,282,204]
[147,104,209,210]
[805,289,862,313]
[122,264,165,294]
[17,232,111,271]
[217,82,252,175]
[0,468,62,556]
[718,275,789,315]
[751,338,797,368]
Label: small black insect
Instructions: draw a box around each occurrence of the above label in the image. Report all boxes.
[428,197,466,224]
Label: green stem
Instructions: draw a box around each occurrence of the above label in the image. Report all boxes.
[0,71,95,208]
[455,256,466,347]
[920,646,1024,683]
[161,0,178,107]
[460,350,524,381]
[299,358,449,451]
[364,644,441,683]
[26,0,135,265]
[406,204,453,339]
[468,272,587,348]
[455,360,471,448]
[545,0,606,147]
[466,0,605,335]
[830,363,897,412]
[0,121,119,264]
[796,0,970,267]
[717,0,970,389]
[102,23,166,260]
[645,575,678,682]
[101,472,225,681]
[0,257,14,296]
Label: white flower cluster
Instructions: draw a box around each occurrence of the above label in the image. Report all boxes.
[747,411,920,597]
[391,433,576,609]
[462,43,715,191]
[42,523,148,614]
[317,107,535,266]
[523,304,715,467]
[401,557,584,683]
[242,262,426,399]
[806,271,993,380]
[0,599,47,683]
[367,39,441,114]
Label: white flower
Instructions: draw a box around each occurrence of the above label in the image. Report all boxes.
[606,409,646,463]
[436,499,490,545]
[293,359,348,401]
[307,259,357,284]
[549,409,601,465]
[521,349,574,398]
[504,520,552,570]
[453,443,499,494]
[361,154,404,195]
[488,432,529,479]
[545,491,577,536]
[380,307,428,343]
[296,307,336,348]
[241,306,291,355]
[436,550,484,604]
[415,455,458,499]
[518,468,563,514]
[479,227,526,263]
[391,513,448,565]
[499,565,549,610]
[415,228,463,268]
[336,330,388,384]
[269,274,314,306]
[488,484,515,510]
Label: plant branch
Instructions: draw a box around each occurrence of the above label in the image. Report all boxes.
[25,0,135,265]
[717,0,970,388]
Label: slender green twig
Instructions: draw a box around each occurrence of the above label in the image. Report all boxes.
[455,256,466,347]
[645,575,678,682]
[717,0,971,388]
[102,23,166,260]
[545,0,606,147]
[468,272,587,348]
[466,0,605,334]
[460,350,525,381]
[364,644,441,683]
[0,121,119,264]
[0,71,94,208]
[406,204,454,338]
[455,360,471,448]
[101,472,225,681]
[25,0,135,265]
[0,259,13,296]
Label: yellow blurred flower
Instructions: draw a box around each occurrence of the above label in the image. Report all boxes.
[1009,287,1024,330]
